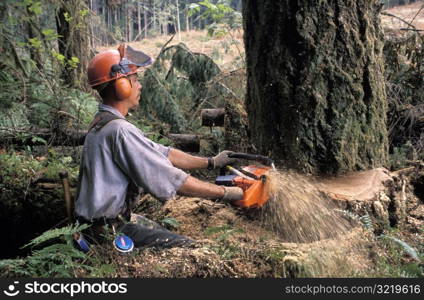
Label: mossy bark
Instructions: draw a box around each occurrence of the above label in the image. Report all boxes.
[243,0,388,174]
[55,0,91,88]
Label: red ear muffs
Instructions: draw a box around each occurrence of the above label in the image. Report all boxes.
[114,77,132,100]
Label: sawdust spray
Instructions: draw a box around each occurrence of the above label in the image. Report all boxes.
[260,169,353,243]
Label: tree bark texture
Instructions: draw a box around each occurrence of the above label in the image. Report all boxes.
[144,1,148,39]
[243,0,388,174]
[56,0,91,88]
[25,7,44,71]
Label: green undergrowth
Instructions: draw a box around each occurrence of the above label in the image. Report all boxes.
[385,31,424,170]
[0,149,79,190]
[369,235,424,278]
[205,225,244,260]
[0,149,80,259]
[0,201,422,278]
[0,224,94,277]
[346,212,423,278]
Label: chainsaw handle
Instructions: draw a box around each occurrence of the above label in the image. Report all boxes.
[228,153,274,167]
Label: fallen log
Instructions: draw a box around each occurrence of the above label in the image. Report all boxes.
[201,108,225,127]
[1,127,204,152]
[0,126,87,146]
[168,134,200,153]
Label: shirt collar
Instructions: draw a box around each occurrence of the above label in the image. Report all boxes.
[98,104,125,119]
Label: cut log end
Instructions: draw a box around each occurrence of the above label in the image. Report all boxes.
[201,108,225,127]
[168,134,200,153]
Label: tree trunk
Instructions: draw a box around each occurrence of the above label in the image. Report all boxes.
[185,2,190,32]
[125,5,128,41]
[137,1,141,40]
[56,0,91,88]
[175,0,181,41]
[25,7,44,71]
[89,0,95,49]
[144,1,148,39]
[114,6,117,26]
[152,0,156,32]
[106,4,108,30]
[243,0,388,175]
[128,5,133,41]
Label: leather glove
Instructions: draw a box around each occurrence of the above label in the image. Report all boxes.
[210,150,237,169]
[221,186,244,202]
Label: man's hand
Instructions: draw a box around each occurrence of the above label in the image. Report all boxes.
[221,186,244,202]
[211,150,237,169]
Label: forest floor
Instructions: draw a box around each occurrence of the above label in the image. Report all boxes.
[76,166,423,278]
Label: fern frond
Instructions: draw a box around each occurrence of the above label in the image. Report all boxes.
[160,217,180,229]
[399,270,416,278]
[205,225,245,242]
[0,259,31,277]
[22,242,92,277]
[378,235,421,262]
[0,259,26,270]
[30,243,87,260]
[22,223,90,249]
[359,213,374,232]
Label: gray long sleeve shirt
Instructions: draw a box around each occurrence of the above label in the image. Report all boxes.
[75,104,189,220]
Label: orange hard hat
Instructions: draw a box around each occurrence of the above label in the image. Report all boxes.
[87,43,153,88]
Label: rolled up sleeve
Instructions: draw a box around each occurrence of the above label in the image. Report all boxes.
[112,125,188,201]
[149,139,170,157]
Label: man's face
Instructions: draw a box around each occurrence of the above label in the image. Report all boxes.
[127,74,142,109]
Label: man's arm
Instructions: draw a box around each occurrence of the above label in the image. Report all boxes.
[168,149,244,201]
[178,176,225,198]
[168,148,237,170]
[168,148,208,170]
[177,175,243,202]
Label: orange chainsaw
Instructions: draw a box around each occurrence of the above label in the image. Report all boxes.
[215,153,275,208]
